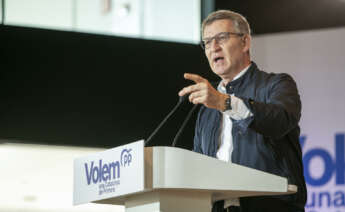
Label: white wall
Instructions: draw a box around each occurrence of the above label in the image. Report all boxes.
[75,0,142,37]
[143,0,200,43]
[0,0,3,23]
[5,0,73,30]
[5,0,201,44]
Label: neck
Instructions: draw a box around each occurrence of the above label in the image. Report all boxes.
[222,59,251,85]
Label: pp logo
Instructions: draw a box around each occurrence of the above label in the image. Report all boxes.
[121,148,132,167]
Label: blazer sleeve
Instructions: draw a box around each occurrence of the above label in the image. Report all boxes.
[239,73,301,139]
[193,107,204,154]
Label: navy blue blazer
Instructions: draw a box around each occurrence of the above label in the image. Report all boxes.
[194,62,307,210]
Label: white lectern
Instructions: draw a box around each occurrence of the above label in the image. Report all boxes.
[73,140,296,212]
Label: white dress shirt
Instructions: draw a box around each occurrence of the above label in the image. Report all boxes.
[216,64,253,208]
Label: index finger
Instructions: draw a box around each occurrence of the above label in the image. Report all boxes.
[184,73,207,84]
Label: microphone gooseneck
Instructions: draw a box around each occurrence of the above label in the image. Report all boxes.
[171,104,198,147]
[178,93,189,103]
[144,94,189,146]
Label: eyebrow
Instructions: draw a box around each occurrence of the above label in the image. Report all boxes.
[203,32,228,40]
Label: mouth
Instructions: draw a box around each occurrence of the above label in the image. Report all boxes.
[213,56,224,64]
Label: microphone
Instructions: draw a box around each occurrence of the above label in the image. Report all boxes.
[144,94,189,146]
[171,104,198,147]
[178,93,189,103]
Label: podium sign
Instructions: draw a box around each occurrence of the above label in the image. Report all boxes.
[73,140,144,205]
[73,144,297,212]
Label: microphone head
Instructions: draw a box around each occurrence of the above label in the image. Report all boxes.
[179,94,189,103]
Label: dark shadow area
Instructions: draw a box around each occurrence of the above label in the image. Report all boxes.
[0,25,218,150]
[216,0,345,35]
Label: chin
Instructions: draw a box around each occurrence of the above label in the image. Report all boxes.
[213,68,229,77]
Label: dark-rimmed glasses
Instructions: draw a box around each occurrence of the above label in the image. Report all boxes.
[200,32,244,50]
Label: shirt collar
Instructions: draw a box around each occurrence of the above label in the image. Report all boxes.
[217,64,251,93]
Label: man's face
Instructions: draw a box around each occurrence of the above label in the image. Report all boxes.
[203,19,248,80]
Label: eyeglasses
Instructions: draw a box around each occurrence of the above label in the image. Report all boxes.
[200,32,244,50]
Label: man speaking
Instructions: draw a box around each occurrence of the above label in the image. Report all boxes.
[179,10,307,212]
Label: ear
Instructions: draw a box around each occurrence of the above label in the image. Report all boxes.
[242,34,251,53]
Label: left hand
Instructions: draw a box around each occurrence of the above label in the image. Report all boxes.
[178,73,228,111]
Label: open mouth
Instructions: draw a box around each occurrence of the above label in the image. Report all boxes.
[214,56,224,64]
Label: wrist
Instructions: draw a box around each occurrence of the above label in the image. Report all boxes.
[218,94,231,112]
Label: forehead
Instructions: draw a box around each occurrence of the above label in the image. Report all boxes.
[203,19,234,38]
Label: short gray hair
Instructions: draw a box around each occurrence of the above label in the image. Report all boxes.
[202,10,251,38]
